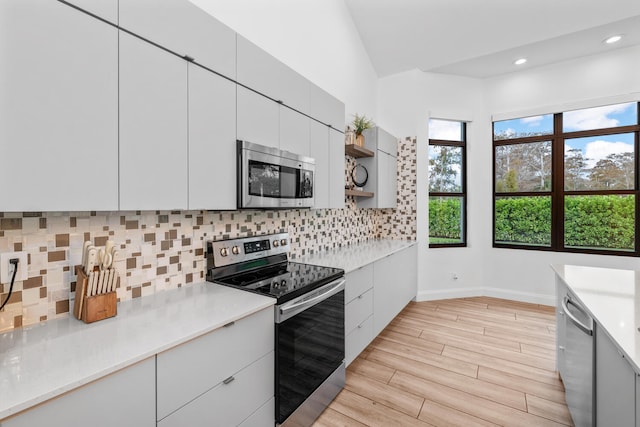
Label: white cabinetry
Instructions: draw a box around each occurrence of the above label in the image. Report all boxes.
[64,0,118,24]
[329,129,346,208]
[237,86,280,149]
[310,124,345,209]
[156,307,274,425]
[188,64,236,209]
[596,324,635,426]
[357,127,398,209]
[309,82,345,131]
[1,358,155,427]
[280,108,310,157]
[119,0,236,78]
[0,0,118,211]
[345,264,374,366]
[555,278,567,377]
[344,245,417,365]
[237,35,308,113]
[119,32,188,210]
[373,245,417,336]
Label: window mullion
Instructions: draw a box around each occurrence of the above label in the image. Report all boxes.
[552,113,564,251]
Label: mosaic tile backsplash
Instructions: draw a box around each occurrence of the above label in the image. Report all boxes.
[0,138,417,331]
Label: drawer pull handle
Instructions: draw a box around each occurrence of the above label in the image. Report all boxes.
[223,321,235,328]
[223,376,235,385]
[357,324,363,329]
[358,295,363,299]
[559,346,565,351]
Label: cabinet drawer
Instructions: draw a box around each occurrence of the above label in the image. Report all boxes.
[346,288,373,333]
[157,307,274,420]
[346,315,373,367]
[238,397,275,427]
[159,351,274,427]
[345,264,373,303]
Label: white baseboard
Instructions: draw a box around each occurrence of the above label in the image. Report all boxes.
[416,287,555,306]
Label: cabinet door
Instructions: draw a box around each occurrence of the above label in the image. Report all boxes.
[237,86,279,149]
[309,121,330,209]
[1,358,155,427]
[387,153,398,208]
[119,32,188,210]
[329,129,346,208]
[556,278,568,377]
[309,82,345,130]
[63,0,118,24]
[596,325,635,426]
[0,0,118,211]
[377,152,391,208]
[119,0,236,78]
[280,107,310,156]
[373,246,416,336]
[237,36,308,113]
[188,64,236,210]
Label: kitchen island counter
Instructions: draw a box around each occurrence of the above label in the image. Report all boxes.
[552,264,640,373]
[0,282,275,420]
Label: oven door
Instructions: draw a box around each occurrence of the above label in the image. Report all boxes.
[238,140,315,209]
[275,278,345,425]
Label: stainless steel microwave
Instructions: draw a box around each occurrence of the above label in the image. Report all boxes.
[237,140,315,209]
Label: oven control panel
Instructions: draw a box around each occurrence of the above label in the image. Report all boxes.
[208,232,290,268]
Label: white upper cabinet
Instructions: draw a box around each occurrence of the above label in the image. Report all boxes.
[237,86,280,149]
[119,0,236,78]
[309,82,345,131]
[236,35,309,113]
[329,129,346,208]
[310,121,330,209]
[357,127,398,209]
[119,32,188,211]
[63,0,118,24]
[280,107,310,157]
[0,0,118,211]
[188,64,236,210]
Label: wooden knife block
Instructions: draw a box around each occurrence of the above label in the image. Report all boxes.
[74,267,117,323]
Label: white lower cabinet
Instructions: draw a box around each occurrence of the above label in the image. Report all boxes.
[158,352,274,427]
[373,245,417,336]
[345,316,373,366]
[596,324,635,426]
[1,358,155,427]
[156,307,274,423]
[238,397,275,427]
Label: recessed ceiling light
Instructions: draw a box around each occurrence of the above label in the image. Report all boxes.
[514,58,527,66]
[604,35,622,44]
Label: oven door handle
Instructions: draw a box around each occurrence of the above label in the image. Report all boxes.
[276,278,345,323]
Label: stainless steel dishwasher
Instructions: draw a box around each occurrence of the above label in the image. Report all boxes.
[560,294,594,427]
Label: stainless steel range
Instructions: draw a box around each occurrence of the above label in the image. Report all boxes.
[206,233,345,426]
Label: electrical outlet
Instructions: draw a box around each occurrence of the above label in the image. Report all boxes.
[0,252,28,283]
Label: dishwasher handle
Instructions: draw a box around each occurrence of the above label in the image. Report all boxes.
[562,296,593,336]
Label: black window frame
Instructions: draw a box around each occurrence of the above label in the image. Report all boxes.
[428,121,467,248]
[492,102,640,256]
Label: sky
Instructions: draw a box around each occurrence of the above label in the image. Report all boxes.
[494,102,637,167]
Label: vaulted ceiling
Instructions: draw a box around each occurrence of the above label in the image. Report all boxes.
[344,0,640,78]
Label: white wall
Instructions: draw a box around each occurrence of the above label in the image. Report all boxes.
[378,45,640,305]
[189,0,378,122]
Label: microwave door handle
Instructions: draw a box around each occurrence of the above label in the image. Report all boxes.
[277,279,345,323]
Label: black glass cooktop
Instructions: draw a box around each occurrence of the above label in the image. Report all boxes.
[212,261,344,303]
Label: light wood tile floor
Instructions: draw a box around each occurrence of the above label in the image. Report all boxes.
[313,297,574,427]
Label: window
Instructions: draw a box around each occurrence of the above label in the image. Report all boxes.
[429,119,467,247]
[493,101,640,255]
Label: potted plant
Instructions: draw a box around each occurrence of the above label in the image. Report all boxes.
[352,113,374,147]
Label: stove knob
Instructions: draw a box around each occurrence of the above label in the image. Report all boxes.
[273,240,280,247]
[280,279,287,287]
[280,238,287,246]
[231,246,240,255]
[220,247,229,257]
[272,280,280,288]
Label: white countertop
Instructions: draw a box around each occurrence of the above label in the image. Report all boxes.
[297,239,417,273]
[0,282,275,420]
[552,264,640,372]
